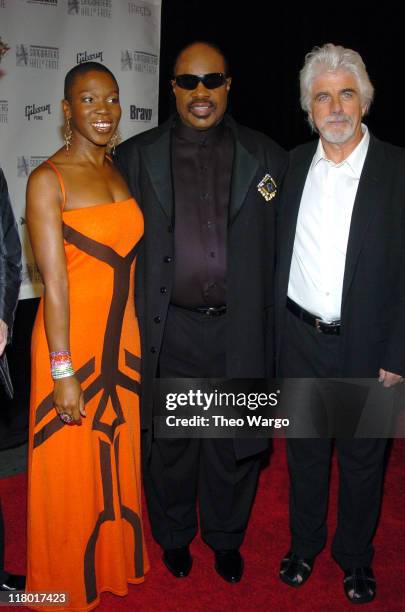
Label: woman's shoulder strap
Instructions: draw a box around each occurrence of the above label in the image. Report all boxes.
[44,159,67,210]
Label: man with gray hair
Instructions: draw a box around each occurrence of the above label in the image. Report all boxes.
[275,43,405,604]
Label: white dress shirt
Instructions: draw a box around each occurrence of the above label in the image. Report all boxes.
[288,125,370,322]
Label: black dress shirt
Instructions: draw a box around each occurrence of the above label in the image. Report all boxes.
[171,119,234,307]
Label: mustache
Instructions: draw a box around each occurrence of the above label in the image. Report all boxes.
[322,113,353,126]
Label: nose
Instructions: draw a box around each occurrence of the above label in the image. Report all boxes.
[95,100,109,113]
[330,95,343,114]
[193,80,210,96]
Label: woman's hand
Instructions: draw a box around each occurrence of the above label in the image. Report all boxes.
[53,376,86,424]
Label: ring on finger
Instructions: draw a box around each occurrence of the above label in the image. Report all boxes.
[59,412,74,424]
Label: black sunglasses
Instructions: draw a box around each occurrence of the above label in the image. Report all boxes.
[173,72,228,90]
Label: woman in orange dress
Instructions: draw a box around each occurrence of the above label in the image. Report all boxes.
[25,62,148,610]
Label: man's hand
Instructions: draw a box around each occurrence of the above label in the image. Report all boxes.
[378,368,404,388]
[0,319,8,356]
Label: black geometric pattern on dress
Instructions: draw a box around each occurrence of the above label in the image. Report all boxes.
[84,439,115,604]
[114,433,144,578]
[33,223,141,448]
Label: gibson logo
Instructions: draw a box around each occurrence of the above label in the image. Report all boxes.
[77,50,103,64]
[25,103,51,121]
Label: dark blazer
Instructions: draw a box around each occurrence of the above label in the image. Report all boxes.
[276,134,405,378]
[0,168,22,397]
[116,115,288,459]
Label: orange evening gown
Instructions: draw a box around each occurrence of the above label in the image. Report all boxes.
[26,161,148,610]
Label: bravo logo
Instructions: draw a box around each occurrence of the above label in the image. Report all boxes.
[130,105,152,122]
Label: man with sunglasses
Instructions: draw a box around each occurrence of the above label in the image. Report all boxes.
[116,41,287,583]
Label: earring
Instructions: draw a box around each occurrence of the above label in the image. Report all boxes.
[107,129,121,155]
[64,117,72,151]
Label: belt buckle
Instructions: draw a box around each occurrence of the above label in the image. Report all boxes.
[315,318,323,333]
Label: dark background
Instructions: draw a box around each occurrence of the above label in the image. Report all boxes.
[158,2,402,148]
[1,2,402,448]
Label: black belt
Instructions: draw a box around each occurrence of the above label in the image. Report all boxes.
[287,297,340,335]
[193,305,227,317]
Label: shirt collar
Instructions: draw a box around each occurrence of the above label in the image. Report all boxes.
[312,124,370,178]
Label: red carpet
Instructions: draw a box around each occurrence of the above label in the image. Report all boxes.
[1,439,404,611]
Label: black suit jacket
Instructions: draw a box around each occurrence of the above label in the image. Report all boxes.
[116,115,287,459]
[0,168,21,398]
[276,135,405,378]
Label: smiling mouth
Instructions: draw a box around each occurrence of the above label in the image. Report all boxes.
[91,122,113,132]
[189,101,215,116]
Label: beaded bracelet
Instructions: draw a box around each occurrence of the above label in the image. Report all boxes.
[50,350,75,380]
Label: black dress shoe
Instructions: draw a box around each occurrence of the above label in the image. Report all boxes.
[214,550,243,583]
[343,567,376,604]
[279,550,314,588]
[0,573,26,591]
[163,546,192,578]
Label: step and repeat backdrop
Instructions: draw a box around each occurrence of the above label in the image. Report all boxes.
[0,0,162,299]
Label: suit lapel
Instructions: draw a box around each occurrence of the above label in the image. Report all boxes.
[229,138,260,223]
[142,123,173,220]
[278,144,316,295]
[341,136,385,307]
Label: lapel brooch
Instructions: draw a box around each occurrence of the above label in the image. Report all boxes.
[257,173,277,202]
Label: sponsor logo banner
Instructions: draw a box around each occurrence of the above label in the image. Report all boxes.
[68,0,112,18]
[25,103,51,121]
[128,2,152,16]
[121,50,158,73]
[76,50,104,64]
[0,100,8,123]
[26,0,58,6]
[22,262,42,285]
[16,44,59,69]
[17,156,47,177]
[129,104,153,122]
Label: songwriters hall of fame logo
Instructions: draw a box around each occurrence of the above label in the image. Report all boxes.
[0,100,8,124]
[17,156,47,177]
[121,50,158,74]
[16,44,59,69]
[68,0,112,17]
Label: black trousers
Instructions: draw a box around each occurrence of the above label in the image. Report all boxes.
[279,309,387,569]
[0,502,6,582]
[143,305,261,551]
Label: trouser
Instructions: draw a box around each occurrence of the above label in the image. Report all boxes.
[143,304,262,551]
[0,502,7,582]
[279,308,387,569]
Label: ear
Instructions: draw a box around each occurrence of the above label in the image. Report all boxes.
[62,98,71,120]
[170,79,176,96]
[226,77,232,92]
